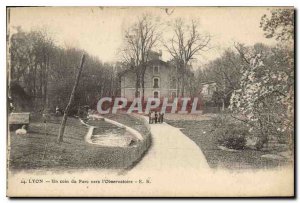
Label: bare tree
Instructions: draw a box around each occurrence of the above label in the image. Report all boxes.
[164,19,211,96]
[121,14,160,101]
[200,49,242,110]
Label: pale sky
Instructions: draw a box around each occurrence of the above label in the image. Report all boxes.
[9,7,277,65]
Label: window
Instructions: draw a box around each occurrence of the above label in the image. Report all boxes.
[153,77,159,88]
[171,91,176,98]
[170,77,177,88]
[208,87,211,95]
[208,85,216,95]
[153,66,159,74]
[154,91,159,98]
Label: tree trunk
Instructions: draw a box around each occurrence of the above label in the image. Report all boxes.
[57,54,86,143]
[135,72,140,97]
[141,66,146,104]
[40,63,44,99]
[141,77,145,102]
[181,70,185,97]
[221,98,225,111]
[33,63,37,98]
[176,65,180,97]
[44,56,49,111]
[222,71,226,111]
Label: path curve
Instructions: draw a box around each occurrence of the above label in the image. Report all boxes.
[128,119,210,175]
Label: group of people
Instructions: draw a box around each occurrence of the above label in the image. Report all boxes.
[148,111,164,124]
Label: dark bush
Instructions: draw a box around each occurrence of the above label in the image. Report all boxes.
[216,123,249,150]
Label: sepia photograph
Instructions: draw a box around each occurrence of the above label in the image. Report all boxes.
[6,6,294,197]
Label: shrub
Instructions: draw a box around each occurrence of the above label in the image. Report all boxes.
[212,114,250,150]
[216,123,249,150]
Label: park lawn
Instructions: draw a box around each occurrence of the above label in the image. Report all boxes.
[104,113,150,136]
[166,119,292,170]
[9,115,150,171]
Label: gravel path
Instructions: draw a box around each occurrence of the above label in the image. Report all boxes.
[128,120,210,174]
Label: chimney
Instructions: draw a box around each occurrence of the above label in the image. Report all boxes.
[159,50,162,60]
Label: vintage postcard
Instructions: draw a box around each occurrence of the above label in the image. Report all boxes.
[6,6,294,197]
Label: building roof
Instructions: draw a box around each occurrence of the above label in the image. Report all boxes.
[148,59,168,66]
[117,68,134,77]
[118,59,169,77]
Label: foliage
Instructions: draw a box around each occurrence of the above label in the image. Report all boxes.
[9,27,119,114]
[228,9,294,149]
[196,49,243,109]
[260,8,294,42]
[213,114,249,150]
[229,45,294,149]
[212,44,294,151]
[218,132,246,150]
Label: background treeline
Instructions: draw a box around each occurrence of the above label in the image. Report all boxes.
[9,27,120,115]
[194,43,291,109]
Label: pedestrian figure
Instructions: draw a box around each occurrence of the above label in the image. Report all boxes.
[158,112,161,123]
[154,111,158,124]
[148,111,152,124]
[8,96,15,113]
[161,113,164,123]
[55,106,60,116]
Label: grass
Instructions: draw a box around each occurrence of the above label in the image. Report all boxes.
[9,114,150,171]
[166,119,292,170]
[104,113,150,137]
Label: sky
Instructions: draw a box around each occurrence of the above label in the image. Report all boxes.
[9,7,278,66]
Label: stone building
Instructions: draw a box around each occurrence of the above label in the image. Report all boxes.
[119,52,179,101]
[200,82,217,101]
